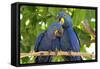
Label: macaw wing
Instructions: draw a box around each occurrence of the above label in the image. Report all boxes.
[68,27,80,52]
[34,31,46,52]
[73,29,81,51]
[62,28,81,61]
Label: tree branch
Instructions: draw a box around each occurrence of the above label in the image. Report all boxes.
[81,20,95,37]
[20,51,95,59]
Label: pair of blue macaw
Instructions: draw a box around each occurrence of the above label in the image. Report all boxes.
[34,12,81,63]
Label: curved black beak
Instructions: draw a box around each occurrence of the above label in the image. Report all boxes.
[55,29,63,37]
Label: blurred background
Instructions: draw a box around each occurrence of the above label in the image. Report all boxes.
[20,5,96,64]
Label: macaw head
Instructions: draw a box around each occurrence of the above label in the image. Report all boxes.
[57,11,72,28]
[47,23,63,38]
[54,23,63,37]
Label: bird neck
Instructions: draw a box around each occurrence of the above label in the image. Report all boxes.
[63,26,74,35]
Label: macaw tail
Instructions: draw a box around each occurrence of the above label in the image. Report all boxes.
[64,56,81,61]
[35,56,51,63]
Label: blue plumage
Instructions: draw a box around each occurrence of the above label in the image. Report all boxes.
[34,23,63,63]
[58,11,81,61]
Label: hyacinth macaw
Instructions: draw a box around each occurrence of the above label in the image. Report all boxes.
[34,23,63,63]
[57,11,81,61]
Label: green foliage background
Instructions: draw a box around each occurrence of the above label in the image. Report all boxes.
[20,5,96,64]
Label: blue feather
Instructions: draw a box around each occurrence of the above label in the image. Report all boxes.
[34,23,63,63]
[58,11,81,61]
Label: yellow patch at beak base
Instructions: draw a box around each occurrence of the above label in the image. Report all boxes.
[60,18,64,24]
[55,30,58,35]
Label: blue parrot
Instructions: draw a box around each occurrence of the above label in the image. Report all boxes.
[34,23,63,63]
[57,11,81,61]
